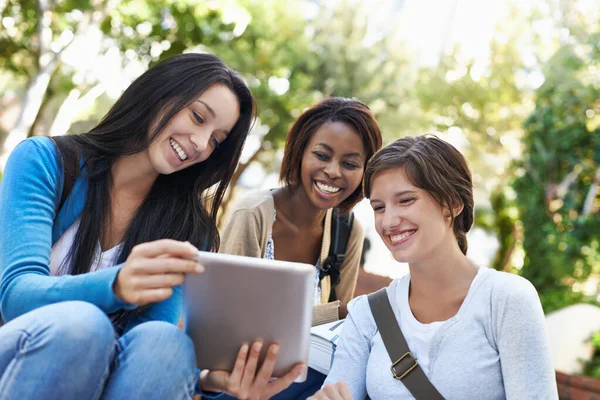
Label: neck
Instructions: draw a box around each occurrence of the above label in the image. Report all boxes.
[110,151,159,198]
[408,239,478,297]
[273,186,327,229]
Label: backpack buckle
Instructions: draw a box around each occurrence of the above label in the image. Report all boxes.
[321,254,345,273]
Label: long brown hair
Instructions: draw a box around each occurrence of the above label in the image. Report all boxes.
[60,53,256,330]
[364,134,474,254]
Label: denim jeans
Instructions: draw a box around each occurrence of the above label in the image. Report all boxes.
[0,301,198,400]
[219,367,326,400]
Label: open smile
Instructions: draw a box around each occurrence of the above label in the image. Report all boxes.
[387,229,417,247]
[313,180,343,200]
[169,138,189,161]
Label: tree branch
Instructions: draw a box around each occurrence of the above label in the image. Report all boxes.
[37,0,53,64]
[545,164,582,203]
[582,167,600,216]
[217,145,267,228]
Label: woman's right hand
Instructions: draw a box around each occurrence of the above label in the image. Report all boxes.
[307,382,353,400]
[113,239,204,305]
[200,340,305,400]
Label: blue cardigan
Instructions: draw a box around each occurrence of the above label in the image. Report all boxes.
[0,137,182,332]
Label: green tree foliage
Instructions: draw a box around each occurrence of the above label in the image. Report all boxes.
[305,0,422,140]
[583,332,600,379]
[415,6,531,193]
[0,0,94,78]
[511,42,600,313]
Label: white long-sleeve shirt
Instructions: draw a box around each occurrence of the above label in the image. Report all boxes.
[324,267,559,399]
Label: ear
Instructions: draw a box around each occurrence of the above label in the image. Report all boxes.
[453,203,464,217]
[442,202,464,220]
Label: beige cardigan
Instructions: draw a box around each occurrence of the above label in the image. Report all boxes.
[219,190,364,324]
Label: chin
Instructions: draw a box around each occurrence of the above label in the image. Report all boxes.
[391,253,409,263]
[388,248,417,264]
[310,189,346,210]
[152,161,176,175]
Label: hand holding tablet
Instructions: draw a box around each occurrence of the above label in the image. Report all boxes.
[183,251,315,385]
[199,340,306,398]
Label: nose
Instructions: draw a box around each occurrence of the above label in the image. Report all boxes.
[189,130,211,153]
[381,207,401,232]
[324,161,342,179]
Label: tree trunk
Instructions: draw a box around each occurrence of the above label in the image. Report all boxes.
[28,75,58,138]
[1,56,61,167]
[49,83,105,137]
[1,0,61,169]
[217,145,266,228]
[0,0,115,170]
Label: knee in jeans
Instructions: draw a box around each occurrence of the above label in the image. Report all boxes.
[127,321,196,370]
[49,301,114,352]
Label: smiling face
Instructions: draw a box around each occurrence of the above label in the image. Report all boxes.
[147,84,240,175]
[299,121,366,210]
[370,167,459,264]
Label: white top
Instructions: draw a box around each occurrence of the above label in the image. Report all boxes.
[397,277,446,376]
[324,267,559,399]
[49,219,122,275]
[265,209,322,306]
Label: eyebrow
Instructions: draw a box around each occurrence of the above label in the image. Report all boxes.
[370,190,417,203]
[315,143,363,158]
[196,100,216,118]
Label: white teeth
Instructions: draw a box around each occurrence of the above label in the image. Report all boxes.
[390,231,415,243]
[169,138,188,161]
[315,181,341,194]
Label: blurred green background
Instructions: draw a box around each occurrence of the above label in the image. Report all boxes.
[1,0,599,375]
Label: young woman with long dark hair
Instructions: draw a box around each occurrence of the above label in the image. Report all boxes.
[0,53,304,400]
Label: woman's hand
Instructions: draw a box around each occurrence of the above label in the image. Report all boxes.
[307,382,353,400]
[200,341,306,400]
[113,239,203,305]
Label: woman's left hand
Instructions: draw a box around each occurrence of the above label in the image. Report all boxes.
[307,381,353,400]
[199,340,306,400]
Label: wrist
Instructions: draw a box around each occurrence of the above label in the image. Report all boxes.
[199,370,215,392]
[112,271,125,301]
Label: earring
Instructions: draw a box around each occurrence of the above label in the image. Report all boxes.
[445,214,452,221]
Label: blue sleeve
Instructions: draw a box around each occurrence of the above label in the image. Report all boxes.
[122,285,183,333]
[0,138,134,322]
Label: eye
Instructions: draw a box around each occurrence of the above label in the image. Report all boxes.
[210,136,220,149]
[371,204,385,213]
[312,151,329,161]
[191,111,204,124]
[399,198,415,205]
[342,161,361,170]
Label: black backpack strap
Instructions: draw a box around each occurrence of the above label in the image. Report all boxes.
[50,136,80,215]
[320,208,354,302]
[367,289,445,400]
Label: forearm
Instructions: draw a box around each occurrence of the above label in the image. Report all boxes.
[1,266,135,322]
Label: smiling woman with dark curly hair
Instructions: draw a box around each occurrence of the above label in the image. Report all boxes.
[219,97,383,399]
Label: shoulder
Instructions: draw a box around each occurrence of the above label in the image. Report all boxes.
[480,269,545,327]
[226,192,275,234]
[229,190,274,215]
[349,217,364,244]
[346,278,403,336]
[346,294,378,337]
[487,269,540,304]
[9,137,58,165]
[5,137,60,179]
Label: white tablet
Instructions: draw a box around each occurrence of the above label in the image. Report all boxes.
[183,251,314,382]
